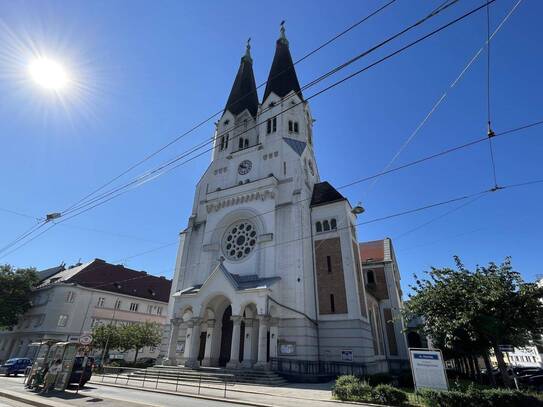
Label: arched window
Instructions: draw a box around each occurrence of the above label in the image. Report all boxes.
[239,137,244,149]
[330,218,337,230]
[244,138,249,148]
[224,134,229,149]
[288,120,293,132]
[323,220,330,231]
[316,221,322,233]
[367,269,375,284]
[220,136,225,151]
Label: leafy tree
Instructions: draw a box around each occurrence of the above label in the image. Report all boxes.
[91,323,122,362]
[121,322,162,362]
[0,265,39,328]
[403,256,543,387]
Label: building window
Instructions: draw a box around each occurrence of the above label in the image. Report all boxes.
[267,119,272,134]
[129,303,139,312]
[330,294,336,313]
[97,297,105,308]
[316,221,322,233]
[239,137,244,149]
[114,299,122,310]
[225,134,229,149]
[323,220,330,231]
[326,256,332,273]
[157,307,163,316]
[57,314,68,327]
[294,122,299,133]
[367,270,375,284]
[65,291,75,303]
[244,138,249,148]
[220,136,225,151]
[288,120,293,132]
[331,218,337,230]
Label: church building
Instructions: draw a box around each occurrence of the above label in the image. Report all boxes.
[161,25,408,375]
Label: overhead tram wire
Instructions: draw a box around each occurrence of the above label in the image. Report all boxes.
[58,0,485,222]
[2,112,542,261]
[60,0,462,219]
[0,1,500,259]
[111,177,543,274]
[364,0,524,195]
[485,0,499,189]
[61,0,399,215]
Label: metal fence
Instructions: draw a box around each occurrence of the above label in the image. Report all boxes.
[93,366,235,398]
[270,357,369,377]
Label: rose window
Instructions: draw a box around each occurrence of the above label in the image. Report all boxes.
[222,220,258,261]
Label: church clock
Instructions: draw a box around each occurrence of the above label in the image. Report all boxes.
[238,160,252,175]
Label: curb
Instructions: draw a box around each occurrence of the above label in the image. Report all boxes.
[0,389,73,407]
[89,381,275,407]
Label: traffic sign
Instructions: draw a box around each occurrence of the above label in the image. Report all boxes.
[79,334,93,345]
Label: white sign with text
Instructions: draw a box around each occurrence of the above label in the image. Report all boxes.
[409,348,448,391]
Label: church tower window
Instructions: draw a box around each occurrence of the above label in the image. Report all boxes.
[272,117,277,132]
[326,256,332,273]
[238,137,244,149]
[331,218,337,230]
[330,294,336,313]
[267,119,271,134]
[294,121,299,133]
[315,221,322,233]
[323,220,330,231]
[288,120,293,132]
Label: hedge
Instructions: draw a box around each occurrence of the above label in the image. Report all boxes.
[417,387,543,407]
[332,375,408,406]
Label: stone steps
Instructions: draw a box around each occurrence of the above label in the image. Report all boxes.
[127,365,288,386]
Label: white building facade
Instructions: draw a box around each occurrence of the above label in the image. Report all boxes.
[0,260,170,363]
[161,27,406,372]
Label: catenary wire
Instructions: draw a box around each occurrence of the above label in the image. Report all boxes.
[58,0,484,222]
[61,0,399,215]
[60,0,463,218]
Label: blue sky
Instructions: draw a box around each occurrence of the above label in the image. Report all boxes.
[1,0,542,293]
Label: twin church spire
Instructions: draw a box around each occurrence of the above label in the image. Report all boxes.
[223,23,302,119]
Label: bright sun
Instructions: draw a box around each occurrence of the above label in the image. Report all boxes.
[28,58,70,90]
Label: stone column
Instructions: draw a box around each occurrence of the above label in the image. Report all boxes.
[164,318,181,366]
[201,319,216,367]
[226,316,242,369]
[241,318,255,368]
[254,315,270,369]
[269,318,279,359]
[183,321,193,360]
[184,318,201,368]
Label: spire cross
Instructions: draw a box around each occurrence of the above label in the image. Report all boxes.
[279,20,288,44]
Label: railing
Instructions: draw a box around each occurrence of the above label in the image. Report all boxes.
[270,357,369,377]
[93,366,234,398]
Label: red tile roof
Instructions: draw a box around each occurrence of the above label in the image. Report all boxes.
[359,240,385,263]
[65,259,171,303]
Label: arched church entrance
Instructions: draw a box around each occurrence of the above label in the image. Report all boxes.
[219,305,233,366]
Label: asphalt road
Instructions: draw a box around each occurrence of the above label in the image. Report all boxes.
[0,377,248,407]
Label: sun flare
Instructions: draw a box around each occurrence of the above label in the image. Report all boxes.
[28,57,70,90]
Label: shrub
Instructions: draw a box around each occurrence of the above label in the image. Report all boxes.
[417,387,543,407]
[332,375,372,402]
[333,376,408,406]
[372,384,408,406]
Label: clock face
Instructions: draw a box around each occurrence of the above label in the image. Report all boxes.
[238,160,252,175]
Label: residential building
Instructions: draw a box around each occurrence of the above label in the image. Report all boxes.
[160,26,408,374]
[0,259,171,363]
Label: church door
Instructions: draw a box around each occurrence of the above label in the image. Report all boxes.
[218,305,233,367]
[197,332,207,365]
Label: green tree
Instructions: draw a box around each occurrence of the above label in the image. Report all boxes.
[121,322,162,362]
[0,265,39,328]
[91,323,122,362]
[403,256,543,387]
